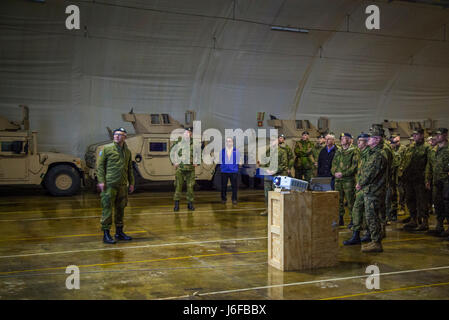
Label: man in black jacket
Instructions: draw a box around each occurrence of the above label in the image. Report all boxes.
[318,133,337,189]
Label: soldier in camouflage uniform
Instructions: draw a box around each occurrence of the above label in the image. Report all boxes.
[401,128,432,231]
[96,127,135,244]
[171,128,197,212]
[375,126,393,237]
[294,131,315,182]
[425,128,449,237]
[356,128,388,253]
[312,135,326,177]
[343,133,371,245]
[425,135,438,217]
[331,133,359,227]
[387,135,407,221]
[259,134,294,216]
[398,136,415,223]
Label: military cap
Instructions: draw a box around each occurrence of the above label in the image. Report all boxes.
[185,127,193,132]
[412,128,424,135]
[302,131,309,135]
[357,133,370,139]
[279,134,286,138]
[340,132,352,139]
[113,127,127,135]
[369,126,384,137]
[317,134,325,139]
[434,128,448,135]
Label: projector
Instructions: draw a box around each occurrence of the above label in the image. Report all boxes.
[272,176,308,192]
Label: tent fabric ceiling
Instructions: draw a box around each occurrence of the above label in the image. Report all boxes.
[0,0,448,157]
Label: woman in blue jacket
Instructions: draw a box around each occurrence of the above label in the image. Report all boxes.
[220,137,242,204]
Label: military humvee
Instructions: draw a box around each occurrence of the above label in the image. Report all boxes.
[381,119,438,144]
[0,105,85,196]
[85,110,216,188]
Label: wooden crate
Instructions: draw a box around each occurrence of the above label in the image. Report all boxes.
[268,190,339,271]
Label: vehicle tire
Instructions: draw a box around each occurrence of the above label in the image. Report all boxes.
[44,164,81,196]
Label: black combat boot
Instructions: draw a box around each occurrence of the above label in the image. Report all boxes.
[115,226,132,241]
[347,219,353,229]
[174,200,179,212]
[339,216,344,226]
[343,231,361,246]
[103,230,116,244]
[188,202,195,211]
[361,231,371,243]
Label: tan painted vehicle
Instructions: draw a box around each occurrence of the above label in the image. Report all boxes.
[382,119,438,142]
[85,110,216,188]
[0,106,85,196]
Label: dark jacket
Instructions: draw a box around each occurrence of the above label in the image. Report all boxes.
[318,145,337,177]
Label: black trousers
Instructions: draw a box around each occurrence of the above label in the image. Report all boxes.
[221,172,238,201]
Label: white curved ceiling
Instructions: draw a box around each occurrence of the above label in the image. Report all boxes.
[0,0,448,156]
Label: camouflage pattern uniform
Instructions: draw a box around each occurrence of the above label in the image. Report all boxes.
[171,138,196,202]
[380,139,394,224]
[312,142,325,177]
[262,142,294,205]
[401,140,432,228]
[331,145,359,219]
[97,142,134,231]
[358,143,388,244]
[397,143,411,211]
[426,144,437,215]
[350,146,371,232]
[392,144,407,213]
[294,140,315,181]
[425,142,449,233]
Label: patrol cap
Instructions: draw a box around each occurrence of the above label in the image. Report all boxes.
[113,127,127,135]
[357,133,370,139]
[412,128,424,135]
[340,132,352,139]
[434,128,448,135]
[302,131,309,135]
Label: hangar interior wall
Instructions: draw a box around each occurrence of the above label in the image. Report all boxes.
[1,0,449,157]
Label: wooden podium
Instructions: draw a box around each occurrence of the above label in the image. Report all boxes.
[268,190,339,271]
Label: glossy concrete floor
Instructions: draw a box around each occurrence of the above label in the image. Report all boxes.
[0,185,448,300]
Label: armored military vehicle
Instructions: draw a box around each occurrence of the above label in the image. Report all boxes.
[85,110,216,189]
[381,119,438,143]
[0,105,85,196]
